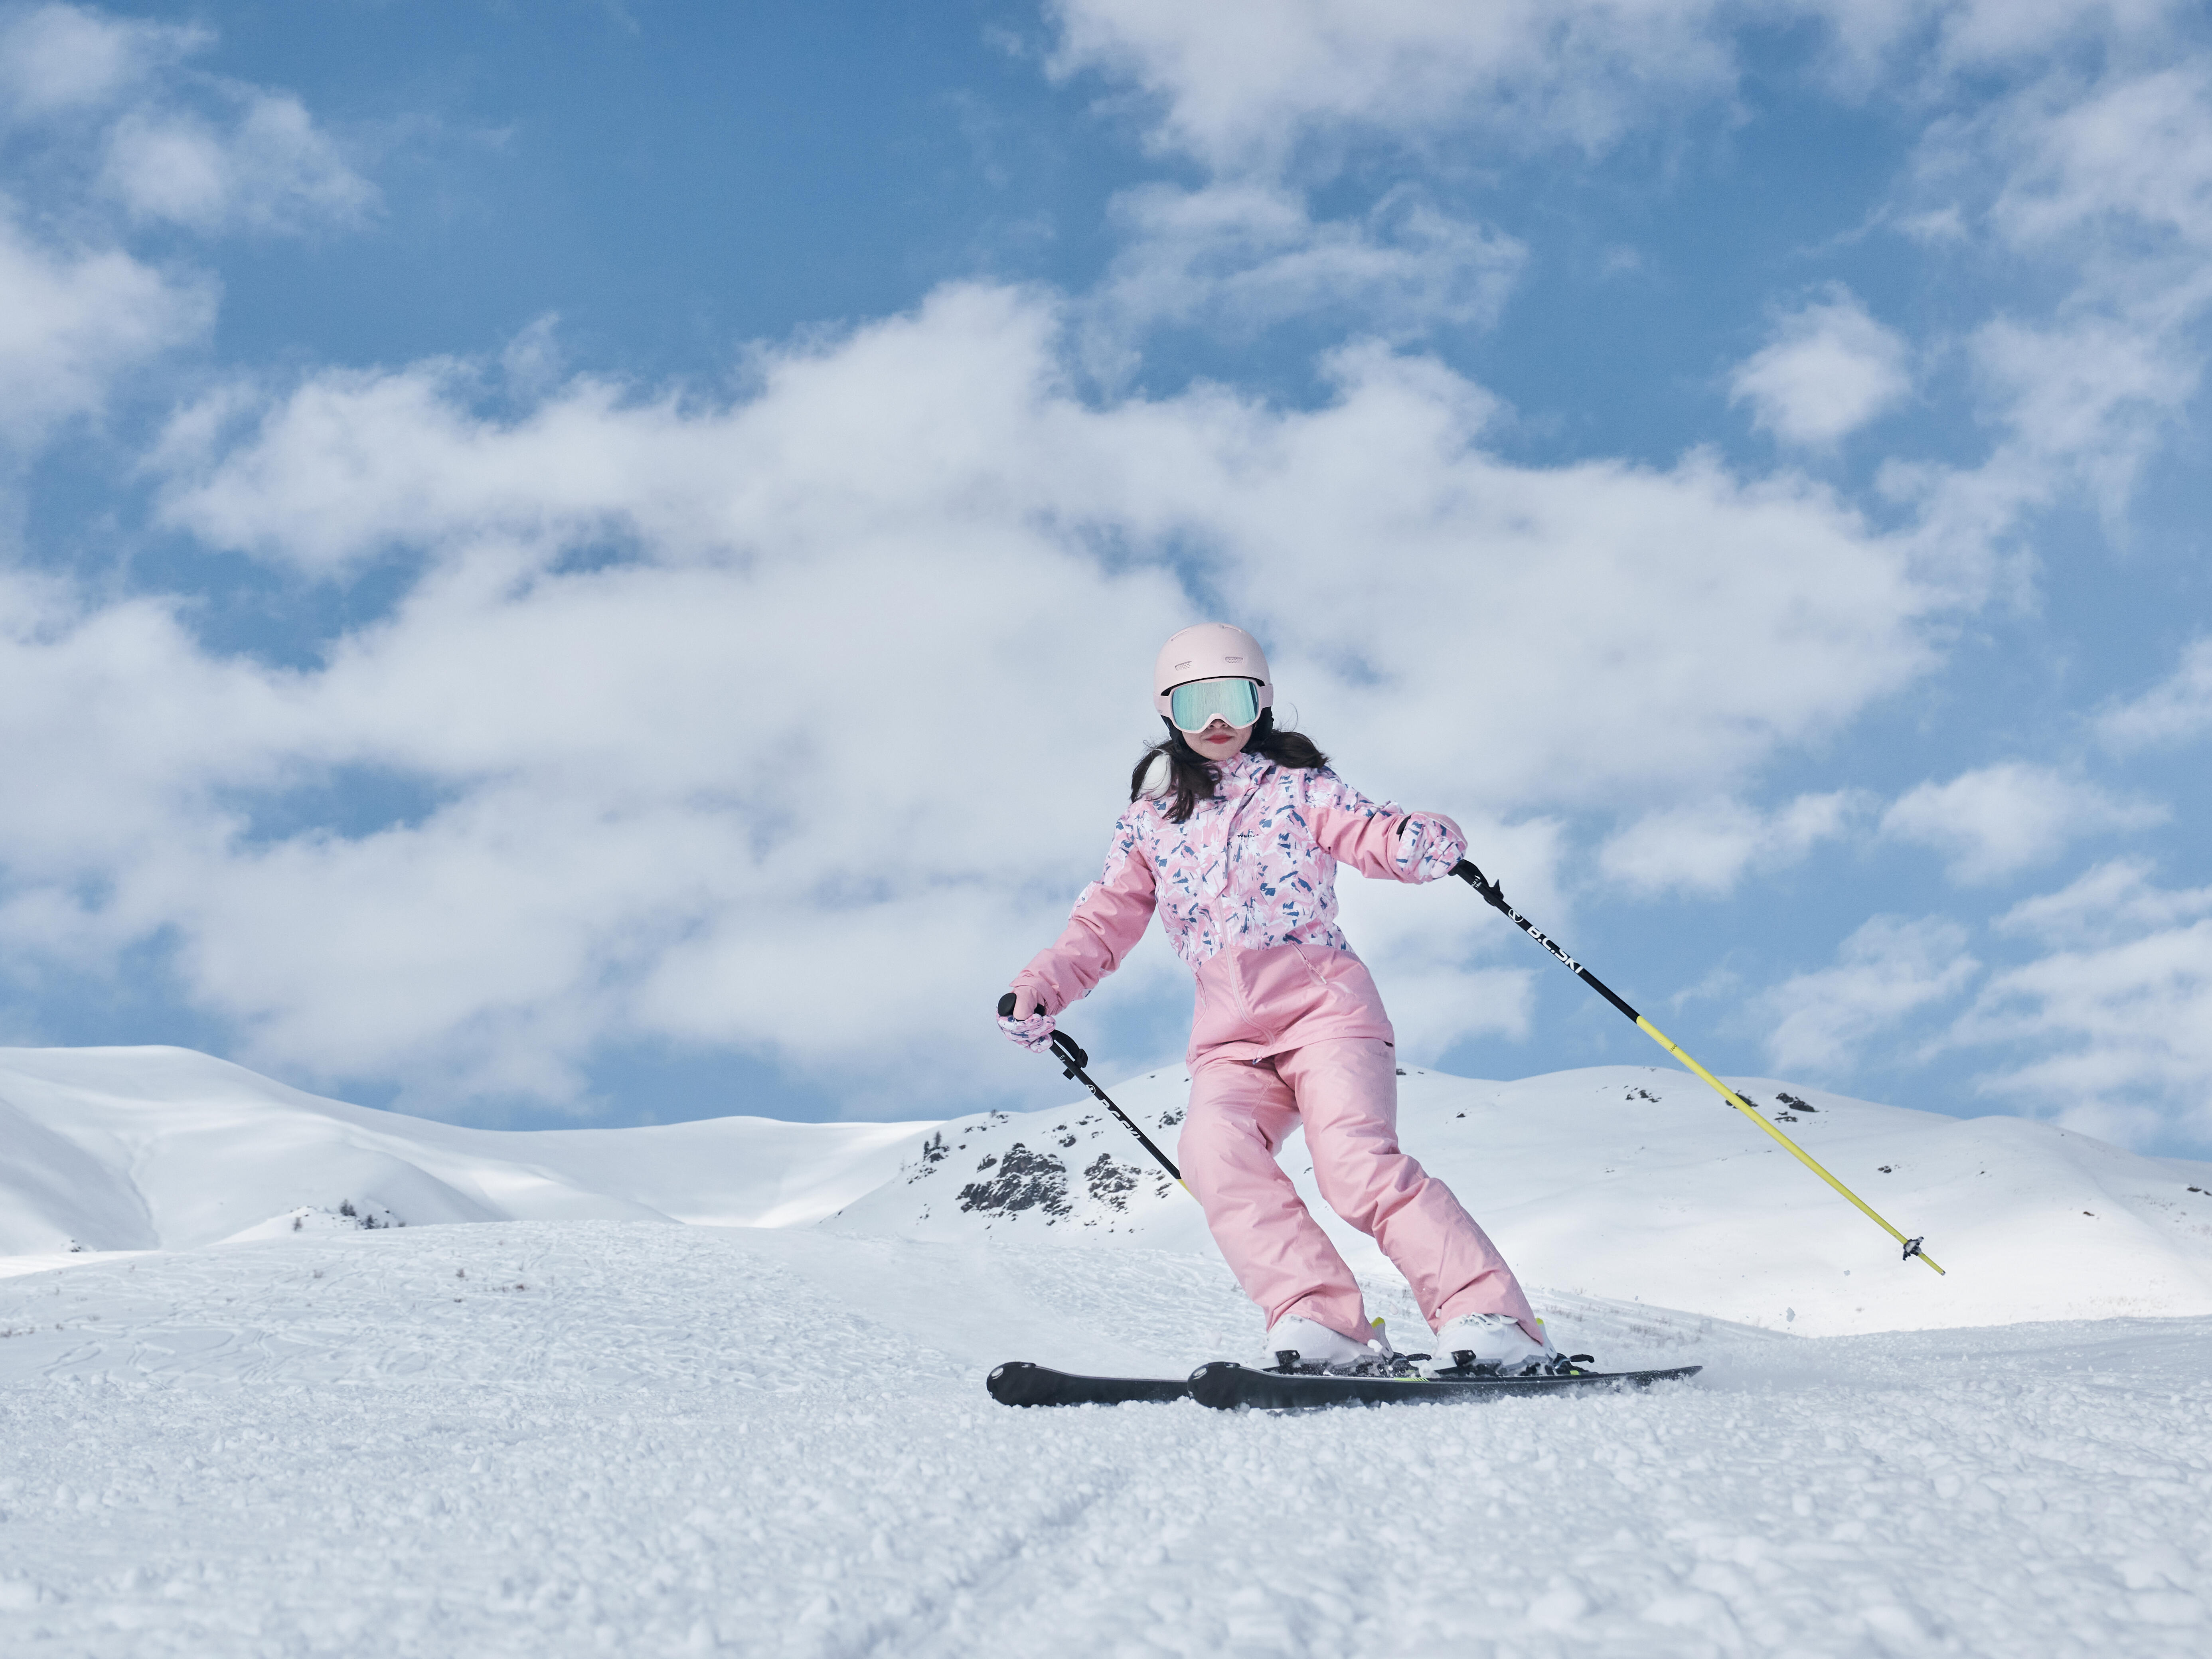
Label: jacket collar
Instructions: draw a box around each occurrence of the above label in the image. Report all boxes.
[1211,749,1271,792]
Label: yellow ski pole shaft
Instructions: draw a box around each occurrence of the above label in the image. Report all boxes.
[1448,862,1944,1275]
[1632,1013,1942,1272]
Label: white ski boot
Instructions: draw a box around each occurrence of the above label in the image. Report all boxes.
[1422,1313,1560,1377]
[1262,1315,1397,1375]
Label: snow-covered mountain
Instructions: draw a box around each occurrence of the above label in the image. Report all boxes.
[4,1044,2208,1339]
[837,1061,2212,1336]
[0,1045,924,1256]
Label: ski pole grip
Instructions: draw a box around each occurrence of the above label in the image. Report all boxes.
[1002,991,1085,1068]
[1451,859,1509,911]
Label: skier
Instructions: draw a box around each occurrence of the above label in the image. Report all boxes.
[999,623,1556,1377]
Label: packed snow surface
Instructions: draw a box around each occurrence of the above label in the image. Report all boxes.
[4,1044,2211,1655]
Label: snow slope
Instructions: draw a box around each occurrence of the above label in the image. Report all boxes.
[833,1063,2212,1337]
[1,1221,2207,1657]
[6,1046,2211,1337]
[0,1046,926,1258]
[4,1044,2212,1655]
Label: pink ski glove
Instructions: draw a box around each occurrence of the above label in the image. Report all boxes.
[998,988,1058,1053]
[1392,812,1468,883]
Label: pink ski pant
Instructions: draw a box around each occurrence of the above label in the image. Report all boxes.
[1178,1037,1540,1345]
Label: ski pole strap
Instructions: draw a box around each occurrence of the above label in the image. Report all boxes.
[1450,861,1945,1276]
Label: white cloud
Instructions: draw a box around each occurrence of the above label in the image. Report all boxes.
[1048,0,1735,173]
[0,5,375,237]
[100,90,375,233]
[0,7,369,456]
[1993,857,2212,947]
[1051,4,2212,551]
[1987,60,2212,254]
[1952,861,2212,1148]
[1797,0,2192,84]
[1899,54,2212,519]
[1053,3,2212,571]
[1599,790,1869,896]
[1965,307,2204,522]
[1756,914,1980,1073]
[14,1,2205,1124]
[1932,1,2189,67]
[0,2,200,121]
[2098,636,2212,751]
[155,296,1961,810]
[1878,762,2166,884]
[1047,3,2196,176]
[0,279,1978,1114]
[0,203,213,448]
[500,313,565,399]
[1756,857,2212,1149]
[1730,288,1912,446]
[1083,182,1524,373]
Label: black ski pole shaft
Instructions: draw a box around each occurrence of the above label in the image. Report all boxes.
[1448,860,1944,1276]
[997,993,1187,1191]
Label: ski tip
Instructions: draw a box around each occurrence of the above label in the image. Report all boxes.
[1186,1359,1249,1409]
[986,1361,1042,1406]
[986,1361,1195,1407]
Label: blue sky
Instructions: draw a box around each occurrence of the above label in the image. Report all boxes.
[1,1,2208,1153]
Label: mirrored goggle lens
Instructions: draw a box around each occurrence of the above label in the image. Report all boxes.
[1169,677,1260,732]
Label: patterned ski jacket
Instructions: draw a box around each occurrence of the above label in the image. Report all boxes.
[1007,751,1465,1065]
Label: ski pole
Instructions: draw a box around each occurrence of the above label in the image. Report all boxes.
[997,993,1189,1194]
[1450,861,1945,1276]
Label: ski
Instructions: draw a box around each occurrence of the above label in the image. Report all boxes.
[987,1357,1702,1407]
[987,1361,1190,1407]
[1186,1359,1701,1410]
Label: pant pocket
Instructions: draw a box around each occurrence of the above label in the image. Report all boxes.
[1293,941,1349,991]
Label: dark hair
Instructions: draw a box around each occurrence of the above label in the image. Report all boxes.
[1129,708,1329,823]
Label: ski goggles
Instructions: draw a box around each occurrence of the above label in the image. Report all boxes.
[1167,677,1262,733]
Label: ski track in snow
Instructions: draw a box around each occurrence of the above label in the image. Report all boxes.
[2,1221,2208,1657]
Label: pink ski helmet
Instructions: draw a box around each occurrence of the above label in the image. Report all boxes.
[1153,623,1274,723]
